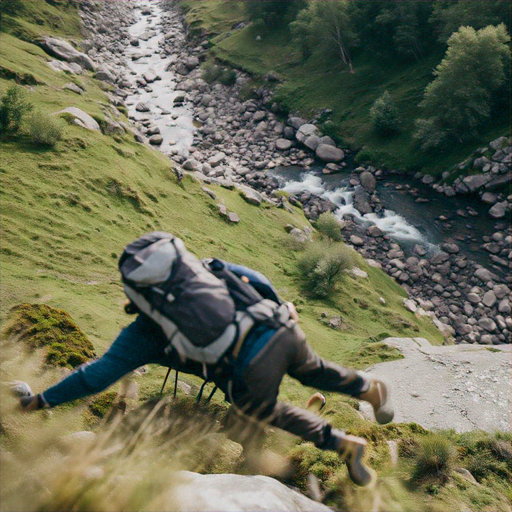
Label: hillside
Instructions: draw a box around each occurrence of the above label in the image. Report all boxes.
[0,2,510,512]
[180,1,511,176]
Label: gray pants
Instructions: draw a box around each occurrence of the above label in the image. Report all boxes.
[223,324,367,451]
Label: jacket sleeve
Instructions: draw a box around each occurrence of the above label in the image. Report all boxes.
[222,261,282,304]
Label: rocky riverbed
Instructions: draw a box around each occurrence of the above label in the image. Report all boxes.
[72,0,511,347]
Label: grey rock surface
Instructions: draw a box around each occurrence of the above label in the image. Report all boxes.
[360,338,511,432]
[172,471,331,512]
[57,107,100,131]
[41,37,95,70]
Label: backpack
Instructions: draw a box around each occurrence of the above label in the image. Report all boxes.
[119,232,289,366]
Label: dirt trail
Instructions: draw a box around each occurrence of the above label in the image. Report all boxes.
[360,338,511,432]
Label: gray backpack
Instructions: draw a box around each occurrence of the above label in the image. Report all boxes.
[119,232,288,365]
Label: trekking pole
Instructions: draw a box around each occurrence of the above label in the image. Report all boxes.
[160,367,172,396]
[173,370,179,398]
[205,385,218,404]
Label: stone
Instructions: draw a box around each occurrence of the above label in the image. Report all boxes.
[414,245,428,257]
[315,144,344,163]
[475,267,496,283]
[442,243,459,254]
[467,293,481,304]
[276,138,293,151]
[461,174,491,193]
[478,317,497,332]
[227,212,240,223]
[482,291,497,308]
[481,192,497,204]
[143,72,157,83]
[498,299,511,314]
[149,135,163,145]
[40,37,95,70]
[63,83,84,95]
[296,124,319,144]
[359,171,376,192]
[404,299,417,313]
[57,107,100,131]
[350,235,364,246]
[240,189,263,206]
[185,56,200,70]
[367,225,383,237]
[8,380,33,397]
[488,201,508,219]
[173,471,331,512]
[209,152,226,167]
[48,59,83,74]
[304,135,321,151]
[288,116,306,130]
[94,69,115,83]
[136,102,150,112]
[183,159,201,172]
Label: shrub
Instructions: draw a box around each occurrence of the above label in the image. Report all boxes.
[370,90,400,136]
[218,68,237,86]
[202,60,237,86]
[298,242,354,297]
[315,212,344,241]
[0,84,33,134]
[413,435,456,484]
[29,111,63,146]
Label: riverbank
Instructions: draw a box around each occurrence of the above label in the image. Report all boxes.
[81,0,511,347]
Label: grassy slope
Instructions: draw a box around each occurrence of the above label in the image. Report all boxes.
[1,4,510,512]
[182,1,510,176]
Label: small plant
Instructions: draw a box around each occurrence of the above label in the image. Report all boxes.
[315,212,344,241]
[201,60,222,84]
[0,84,33,134]
[370,90,400,136]
[219,68,237,86]
[413,434,456,484]
[298,241,354,297]
[29,111,64,147]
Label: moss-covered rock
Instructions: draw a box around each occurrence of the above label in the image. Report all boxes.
[2,303,96,369]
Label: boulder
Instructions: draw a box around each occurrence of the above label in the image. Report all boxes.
[296,124,319,144]
[149,135,163,145]
[316,144,344,163]
[209,152,226,167]
[474,267,496,283]
[276,138,293,151]
[136,102,150,112]
[441,243,460,254]
[461,174,491,193]
[304,135,321,151]
[57,107,100,131]
[359,171,376,192]
[48,60,83,74]
[183,159,201,172]
[288,116,306,130]
[350,235,364,246]
[185,56,200,70]
[352,188,372,214]
[367,225,383,237]
[488,201,508,219]
[478,317,497,332]
[143,72,157,83]
[40,37,95,71]
[94,68,115,83]
[482,291,497,308]
[173,471,331,512]
[63,83,84,95]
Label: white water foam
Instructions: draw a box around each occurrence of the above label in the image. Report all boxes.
[283,171,428,243]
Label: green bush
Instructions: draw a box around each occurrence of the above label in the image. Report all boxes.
[369,90,401,136]
[28,111,63,146]
[298,241,354,297]
[202,60,237,86]
[315,212,344,241]
[413,434,456,484]
[219,68,237,86]
[0,84,33,134]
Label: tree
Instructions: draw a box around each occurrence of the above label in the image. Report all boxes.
[370,91,401,136]
[414,24,510,150]
[430,0,511,43]
[243,0,306,28]
[0,84,33,134]
[291,1,358,72]
[375,1,435,61]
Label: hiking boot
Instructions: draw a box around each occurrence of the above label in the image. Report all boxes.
[358,378,394,424]
[337,435,376,487]
[306,392,326,413]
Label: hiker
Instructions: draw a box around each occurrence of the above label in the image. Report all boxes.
[19,232,393,486]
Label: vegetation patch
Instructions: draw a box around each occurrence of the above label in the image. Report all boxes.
[2,303,96,369]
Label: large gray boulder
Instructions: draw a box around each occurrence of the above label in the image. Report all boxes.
[359,171,376,192]
[173,471,331,511]
[461,174,491,193]
[295,124,319,144]
[276,138,293,151]
[488,201,508,219]
[57,107,100,131]
[41,37,95,71]
[48,60,83,74]
[316,144,344,163]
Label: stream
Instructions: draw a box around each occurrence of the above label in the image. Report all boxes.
[123,0,505,277]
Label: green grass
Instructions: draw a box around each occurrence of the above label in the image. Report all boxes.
[181,1,510,175]
[1,4,510,512]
